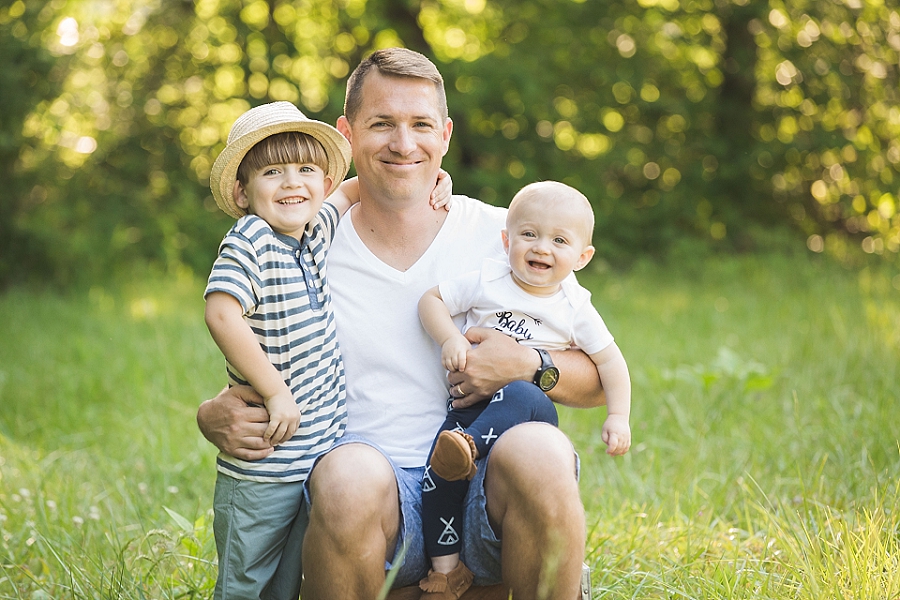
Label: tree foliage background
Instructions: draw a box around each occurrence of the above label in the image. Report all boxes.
[1,0,898,288]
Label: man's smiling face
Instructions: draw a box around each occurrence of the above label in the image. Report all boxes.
[339,71,452,207]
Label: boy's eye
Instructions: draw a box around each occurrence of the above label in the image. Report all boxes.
[263,168,280,176]
[300,165,315,173]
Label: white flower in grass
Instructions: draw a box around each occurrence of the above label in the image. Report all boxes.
[167,486,179,494]
[89,506,101,520]
[138,482,148,495]
[72,516,84,526]
[46,500,57,511]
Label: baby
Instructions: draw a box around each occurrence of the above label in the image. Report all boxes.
[416,181,631,599]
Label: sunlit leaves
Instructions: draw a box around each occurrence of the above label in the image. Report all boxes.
[753,0,900,257]
[3,0,900,289]
[419,0,505,62]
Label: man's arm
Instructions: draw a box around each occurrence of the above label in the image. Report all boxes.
[448,327,606,409]
[196,385,275,461]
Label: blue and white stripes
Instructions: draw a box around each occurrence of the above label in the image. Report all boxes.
[205,208,346,483]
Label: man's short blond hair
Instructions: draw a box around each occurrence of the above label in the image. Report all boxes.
[508,181,595,246]
[344,47,447,123]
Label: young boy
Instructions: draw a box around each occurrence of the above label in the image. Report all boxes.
[416,181,631,599]
[203,101,450,600]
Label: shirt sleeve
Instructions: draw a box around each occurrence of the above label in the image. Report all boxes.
[204,231,261,316]
[317,202,341,250]
[438,269,483,318]
[571,301,614,355]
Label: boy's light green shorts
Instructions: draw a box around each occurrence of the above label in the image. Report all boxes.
[213,473,307,600]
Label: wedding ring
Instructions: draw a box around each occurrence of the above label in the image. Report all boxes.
[454,384,466,397]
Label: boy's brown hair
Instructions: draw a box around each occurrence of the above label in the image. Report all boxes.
[236,131,329,185]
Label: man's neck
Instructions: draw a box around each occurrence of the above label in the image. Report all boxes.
[352,197,449,272]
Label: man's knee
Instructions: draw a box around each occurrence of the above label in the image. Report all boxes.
[492,422,576,483]
[308,443,398,522]
[485,424,580,522]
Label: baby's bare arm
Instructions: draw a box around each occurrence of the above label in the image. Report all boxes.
[590,343,632,455]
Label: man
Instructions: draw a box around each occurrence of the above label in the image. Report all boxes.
[197,47,605,600]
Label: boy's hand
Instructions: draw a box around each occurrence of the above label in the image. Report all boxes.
[601,414,631,456]
[430,169,453,211]
[263,390,300,446]
[441,335,472,372]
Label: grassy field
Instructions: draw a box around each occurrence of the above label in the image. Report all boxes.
[0,252,898,599]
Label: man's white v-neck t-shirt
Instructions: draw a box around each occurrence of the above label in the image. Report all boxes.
[327,196,507,468]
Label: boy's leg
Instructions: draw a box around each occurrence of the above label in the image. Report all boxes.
[466,380,558,458]
[213,473,305,600]
[262,496,309,600]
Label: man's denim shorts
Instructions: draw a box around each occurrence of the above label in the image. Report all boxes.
[303,433,501,587]
[303,432,580,589]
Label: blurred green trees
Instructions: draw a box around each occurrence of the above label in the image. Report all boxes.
[1,0,898,288]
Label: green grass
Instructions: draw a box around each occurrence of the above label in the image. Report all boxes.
[1,252,898,599]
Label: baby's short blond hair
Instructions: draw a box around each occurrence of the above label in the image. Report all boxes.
[507,181,595,247]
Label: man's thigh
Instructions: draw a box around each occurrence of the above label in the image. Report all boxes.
[460,423,580,586]
[302,434,430,588]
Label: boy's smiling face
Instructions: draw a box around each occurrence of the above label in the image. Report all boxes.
[234,162,333,240]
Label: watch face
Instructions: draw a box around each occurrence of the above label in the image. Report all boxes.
[539,367,560,391]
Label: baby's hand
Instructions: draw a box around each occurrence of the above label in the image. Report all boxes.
[601,414,631,456]
[430,169,453,211]
[264,390,300,446]
[441,335,472,372]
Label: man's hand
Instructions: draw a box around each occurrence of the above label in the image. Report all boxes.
[197,386,275,461]
[449,328,607,410]
[447,327,538,408]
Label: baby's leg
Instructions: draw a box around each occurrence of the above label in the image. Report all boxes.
[422,465,470,565]
[465,380,558,458]
[422,414,477,576]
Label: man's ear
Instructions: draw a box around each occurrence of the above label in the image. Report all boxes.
[440,118,453,157]
[234,179,250,210]
[501,229,510,253]
[574,245,595,271]
[336,116,352,142]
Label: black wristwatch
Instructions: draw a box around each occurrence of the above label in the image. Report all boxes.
[533,348,560,392]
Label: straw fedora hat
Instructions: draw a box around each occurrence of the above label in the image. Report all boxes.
[210,101,352,219]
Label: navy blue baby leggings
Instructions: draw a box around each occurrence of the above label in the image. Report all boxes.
[421,380,559,558]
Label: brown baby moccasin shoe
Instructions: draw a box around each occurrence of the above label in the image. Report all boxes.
[419,561,475,600]
[430,430,478,481]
